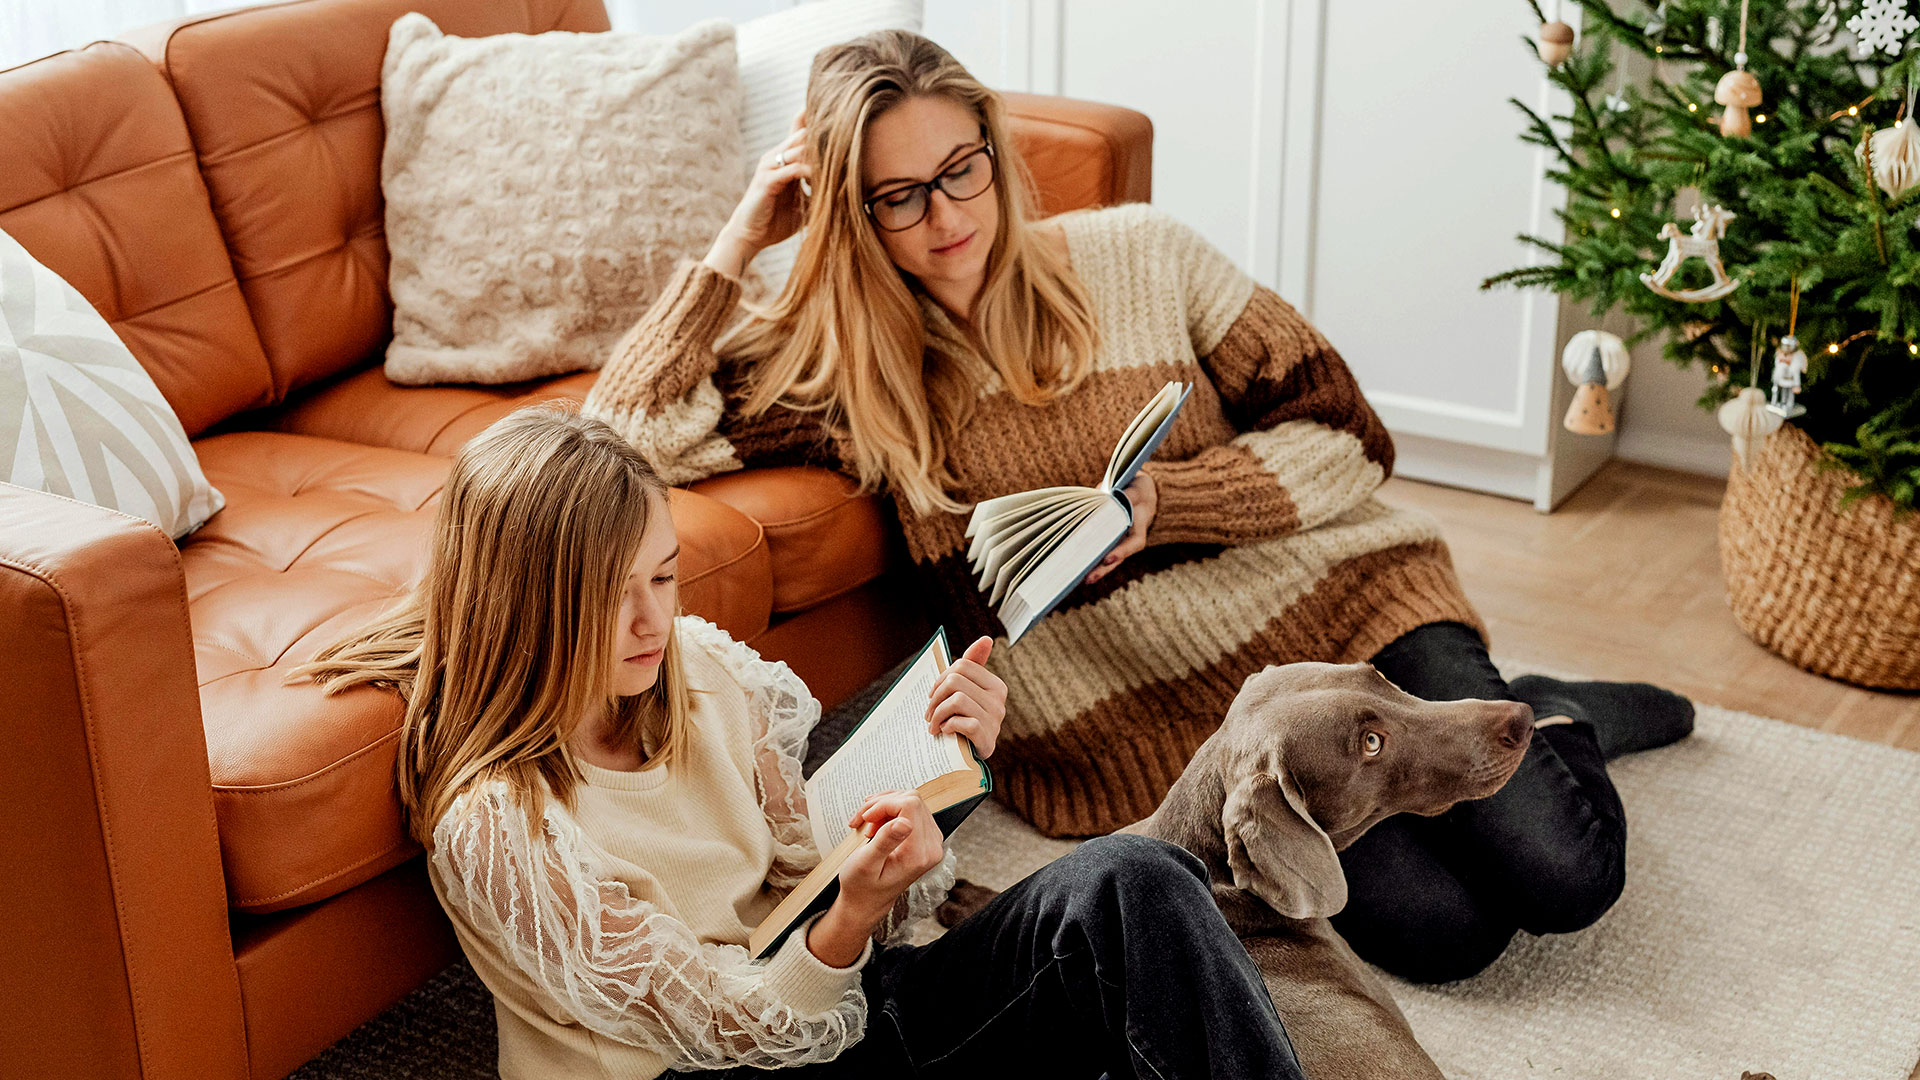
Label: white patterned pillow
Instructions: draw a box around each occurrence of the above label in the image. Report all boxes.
[736,0,924,296]
[0,229,223,540]
[380,14,748,385]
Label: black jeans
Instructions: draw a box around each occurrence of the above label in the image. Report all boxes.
[671,833,1305,1080]
[1331,621,1628,984]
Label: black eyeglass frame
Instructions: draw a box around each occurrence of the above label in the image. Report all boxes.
[862,140,998,233]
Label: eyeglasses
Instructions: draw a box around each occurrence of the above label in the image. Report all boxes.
[863,142,997,232]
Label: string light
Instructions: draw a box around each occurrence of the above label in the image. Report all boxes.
[1611,207,1622,218]
[1756,113,1768,123]
[1850,105,1860,115]
[1829,343,1841,353]
[1910,343,1918,355]
[1689,102,1700,112]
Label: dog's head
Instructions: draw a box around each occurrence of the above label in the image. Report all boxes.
[1215,662,1533,920]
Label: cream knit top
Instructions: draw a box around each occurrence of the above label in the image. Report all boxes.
[426,615,957,1080]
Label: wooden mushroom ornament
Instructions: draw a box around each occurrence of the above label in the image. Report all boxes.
[1716,70,1762,137]
[1561,329,1630,435]
[1539,21,1575,66]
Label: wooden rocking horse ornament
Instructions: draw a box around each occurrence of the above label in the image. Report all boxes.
[1641,203,1742,302]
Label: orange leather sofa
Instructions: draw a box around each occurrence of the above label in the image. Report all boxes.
[0,1,1150,1077]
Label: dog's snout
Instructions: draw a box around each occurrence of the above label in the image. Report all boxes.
[1498,702,1534,749]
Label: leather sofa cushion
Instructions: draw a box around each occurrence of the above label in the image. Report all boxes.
[129,0,610,414]
[0,43,271,437]
[186,431,769,912]
[272,365,597,457]
[691,467,892,614]
[277,367,893,613]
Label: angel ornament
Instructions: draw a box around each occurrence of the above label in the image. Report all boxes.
[1641,204,1742,302]
[1769,334,1808,418]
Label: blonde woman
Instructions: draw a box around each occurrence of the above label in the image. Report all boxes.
[295,406,1307,1080]
[585,29,1696,985]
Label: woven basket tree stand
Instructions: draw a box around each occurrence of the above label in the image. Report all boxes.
[1719,423,1920,690]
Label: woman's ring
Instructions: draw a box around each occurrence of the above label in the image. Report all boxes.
[775,148,787,167]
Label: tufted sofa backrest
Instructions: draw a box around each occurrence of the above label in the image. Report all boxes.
[120,0,612,418]
[0,43,275,437]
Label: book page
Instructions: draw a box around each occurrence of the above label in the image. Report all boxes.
[804,635,967,855]
[1000,496,1133,642]
[989,496,1103,605]
[1105,382,1192,491]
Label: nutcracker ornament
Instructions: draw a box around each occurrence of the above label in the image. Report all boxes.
[1769,335,1808,417]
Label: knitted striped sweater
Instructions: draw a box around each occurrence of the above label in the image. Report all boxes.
[585,203,1482,837]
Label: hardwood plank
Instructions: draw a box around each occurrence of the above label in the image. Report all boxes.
[1378,461,1920,752]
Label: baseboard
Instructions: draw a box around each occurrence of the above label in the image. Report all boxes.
[1390,433,1540,504]
[1613,427,1730,477]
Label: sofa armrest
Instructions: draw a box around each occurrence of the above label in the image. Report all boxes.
[0,484,246,1080]
[1004,92,1154,214]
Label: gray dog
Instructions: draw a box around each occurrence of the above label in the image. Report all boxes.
[940,662,1534,1079]
[1119,661,1535,1080]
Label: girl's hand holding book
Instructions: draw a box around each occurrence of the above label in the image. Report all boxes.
[924,636,1006,760]
[807,791,946,966]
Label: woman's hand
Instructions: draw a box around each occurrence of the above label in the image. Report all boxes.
[1085,472,1157,586]
[926,636,1006,759]
[705,111,812,279]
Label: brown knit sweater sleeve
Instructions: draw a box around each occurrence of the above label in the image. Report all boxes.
[1142,246,1394,547]
[582,260,837,484]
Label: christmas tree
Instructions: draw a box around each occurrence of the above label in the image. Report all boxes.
[1486,0,1920,510]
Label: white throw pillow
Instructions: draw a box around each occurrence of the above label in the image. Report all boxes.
[380,14,748,385]
[0,229,223,540]
[736,0,924,295]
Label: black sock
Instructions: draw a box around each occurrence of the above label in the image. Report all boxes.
[1509,674,1696,760]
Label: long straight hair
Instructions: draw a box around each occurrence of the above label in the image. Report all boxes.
[723,29,1100,516]
[291,405,692,848]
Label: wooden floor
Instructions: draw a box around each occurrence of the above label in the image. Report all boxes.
[1379,461,1919,752]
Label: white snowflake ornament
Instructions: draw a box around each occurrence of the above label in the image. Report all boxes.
[1849,0,1919,57]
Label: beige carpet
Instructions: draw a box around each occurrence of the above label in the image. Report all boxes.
[945,697,1920,1080]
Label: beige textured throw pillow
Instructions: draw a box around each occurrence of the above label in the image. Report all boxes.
[380,14,747,385]
[0,228,223,540]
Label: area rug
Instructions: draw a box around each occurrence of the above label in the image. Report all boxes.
[290,695,1920,1080]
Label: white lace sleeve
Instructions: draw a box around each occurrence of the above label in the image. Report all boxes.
[430,781,869,1070]
[677,616,822,889]
[678,615,955,945]
[874,845,959,944]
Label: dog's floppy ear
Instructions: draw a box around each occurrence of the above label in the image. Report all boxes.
[1222,766,1347,920]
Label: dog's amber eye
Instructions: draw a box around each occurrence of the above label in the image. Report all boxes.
[1363,731,1384,757]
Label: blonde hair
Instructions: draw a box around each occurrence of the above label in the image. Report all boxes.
[724,29,1099,516]
[292,405,692,848]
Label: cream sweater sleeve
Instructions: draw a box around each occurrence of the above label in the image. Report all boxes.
[429,778,872,1070]
[582,261,839,485]
[1136,209,1395,548]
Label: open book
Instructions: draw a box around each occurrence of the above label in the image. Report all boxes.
[749,628,992,959]
[963,380,1193,643]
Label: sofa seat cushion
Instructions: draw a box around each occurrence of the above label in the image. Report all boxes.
[185,431,770,912]
[690,467,892,614]
[270,364,597,457]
